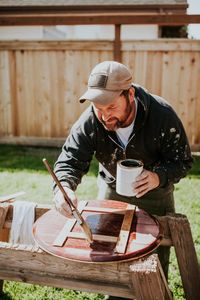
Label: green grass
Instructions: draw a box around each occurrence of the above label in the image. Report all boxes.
[0,144,199,300]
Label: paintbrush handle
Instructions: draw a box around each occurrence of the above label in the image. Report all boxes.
[42,158,76,210]
[43,158,93,243]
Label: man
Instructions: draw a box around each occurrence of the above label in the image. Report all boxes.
[53,61,192,298]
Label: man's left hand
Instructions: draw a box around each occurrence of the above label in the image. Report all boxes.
[133,170,160,198]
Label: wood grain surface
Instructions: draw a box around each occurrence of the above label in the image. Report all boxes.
[33,200,162,262]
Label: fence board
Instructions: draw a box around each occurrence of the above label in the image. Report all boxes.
[0,39,199,149]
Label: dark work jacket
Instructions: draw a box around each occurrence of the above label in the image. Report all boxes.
[54,84,193,201]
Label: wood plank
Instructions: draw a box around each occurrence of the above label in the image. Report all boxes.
[0,40,200,148]
[82,206,133,214]
[0,241,175,299]
[134,50,148,86]
[0,12,200,26]
[0,41,113,51]
[0,268,134,299]
[0,40,200,51]
[53,201,88,246]
[115,206,135,254]
[65,232,118,243]
[130,254,173,300]
[53,219,76,247]
[0,51,12,136]
[8,50,18,136]
[122,40,200,51]
[187,52,200,145]
[168,214,200,300]
[15,49,27,136]
[0,205,10,242]
[0,244,131,285]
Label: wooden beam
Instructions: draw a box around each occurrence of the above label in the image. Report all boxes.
[168,214,200,300]
[0,3,188,13]
[130,254,173,300]
[0,242,132,287]
[114,24,121,62]
[0,13,200,26]
[0,267,134,299]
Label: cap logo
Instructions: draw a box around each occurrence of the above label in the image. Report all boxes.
[88,74,108,88]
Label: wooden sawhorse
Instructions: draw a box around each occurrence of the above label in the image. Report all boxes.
[0,204,199,300]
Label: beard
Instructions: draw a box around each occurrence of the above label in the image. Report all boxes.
[101,118,120,131]
[101,100,134,131]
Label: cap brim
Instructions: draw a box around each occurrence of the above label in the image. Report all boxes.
[79,88,123,105]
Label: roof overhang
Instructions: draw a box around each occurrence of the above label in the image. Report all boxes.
[1,1,199,26]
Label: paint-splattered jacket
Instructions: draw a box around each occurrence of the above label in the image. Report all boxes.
[54,84,193,198]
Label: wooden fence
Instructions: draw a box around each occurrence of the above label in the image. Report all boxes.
[0,39,200,149]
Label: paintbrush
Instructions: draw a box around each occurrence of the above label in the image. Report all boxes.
[42,158,93,244]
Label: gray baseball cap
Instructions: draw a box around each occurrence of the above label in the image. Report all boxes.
[79,61,132,105]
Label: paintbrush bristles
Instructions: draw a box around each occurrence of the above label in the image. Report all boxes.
[82,222,93,243]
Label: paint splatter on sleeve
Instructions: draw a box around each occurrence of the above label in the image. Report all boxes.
[153,121,193,187]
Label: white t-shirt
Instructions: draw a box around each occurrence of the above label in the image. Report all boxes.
[116,98,138,147]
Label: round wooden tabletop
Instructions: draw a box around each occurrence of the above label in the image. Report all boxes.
[33,200,162,262]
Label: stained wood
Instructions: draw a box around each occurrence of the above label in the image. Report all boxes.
[1,204,172,245]
[114,24,121,62]
[1,204,199,298]
[33,200,162,262]
[0,206,8,230]
[0,12,200,26]
[0,205,10,242]
[53,201,88,246]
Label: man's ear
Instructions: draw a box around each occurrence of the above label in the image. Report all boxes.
[129,87,135,103]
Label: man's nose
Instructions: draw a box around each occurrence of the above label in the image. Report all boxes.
[101,111,111,121]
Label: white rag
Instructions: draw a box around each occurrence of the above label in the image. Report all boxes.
[9,200,36,245]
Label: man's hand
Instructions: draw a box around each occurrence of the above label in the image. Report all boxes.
[133,170,160,198]
[54,186,78,218]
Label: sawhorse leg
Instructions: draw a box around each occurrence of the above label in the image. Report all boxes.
[0,280,3,295]
[130,254,173,300]
[168,214,200,300]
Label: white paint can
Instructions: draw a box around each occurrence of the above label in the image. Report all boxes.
[116,159,143,197]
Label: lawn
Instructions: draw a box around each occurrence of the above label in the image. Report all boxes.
[0,144,199,300]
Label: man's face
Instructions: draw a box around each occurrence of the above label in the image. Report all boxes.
[92,88,135,131]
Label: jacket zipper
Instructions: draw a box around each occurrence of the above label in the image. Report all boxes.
[108,133,136,160]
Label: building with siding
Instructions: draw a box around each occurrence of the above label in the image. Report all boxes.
[0,0,188,40]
